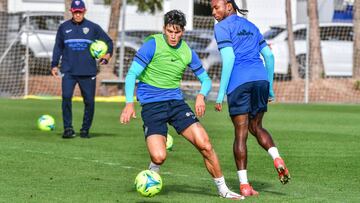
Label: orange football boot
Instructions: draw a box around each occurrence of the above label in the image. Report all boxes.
[240,184,259,197]
[274,157,291,184]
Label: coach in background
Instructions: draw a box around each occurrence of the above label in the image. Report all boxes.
[51,0,113,139]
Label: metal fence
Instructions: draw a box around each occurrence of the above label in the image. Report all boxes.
[0,1,359,103]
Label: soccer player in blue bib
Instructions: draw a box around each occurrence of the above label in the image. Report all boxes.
[211,0,291,196]
[120,10,243,200]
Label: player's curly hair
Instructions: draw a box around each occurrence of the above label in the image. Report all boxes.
[164,10,187,30]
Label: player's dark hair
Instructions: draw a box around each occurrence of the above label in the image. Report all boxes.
[164,10,187,30]
[227,0,248,16]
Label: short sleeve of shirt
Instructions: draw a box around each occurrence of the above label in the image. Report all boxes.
[214,22,232,49]
[257,28,267,51]
[134,39,156,67]
[188,50,205,76]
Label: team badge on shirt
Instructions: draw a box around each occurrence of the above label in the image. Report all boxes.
[83,27,89,34]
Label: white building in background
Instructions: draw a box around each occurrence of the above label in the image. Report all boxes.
[7,0,339,33]
[7,0,165,31]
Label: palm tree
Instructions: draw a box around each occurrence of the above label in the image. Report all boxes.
[105,0,162,77]
[308,0,324,80]
[64,0,72,20]
[104,0,162,14]
[128,0,162,14]
[104,0,121,77]
[353,0,360,78]
[286,0,299,80]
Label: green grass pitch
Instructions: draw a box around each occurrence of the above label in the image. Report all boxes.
[0,98,359,202]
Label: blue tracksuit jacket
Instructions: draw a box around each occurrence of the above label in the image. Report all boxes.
[51,18,113,76]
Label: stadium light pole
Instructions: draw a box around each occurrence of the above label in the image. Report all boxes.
[118,0,127,81]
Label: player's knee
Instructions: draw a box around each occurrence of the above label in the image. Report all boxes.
[234,120,248,128]
[248,125,255,135]
[151,152,167,165]
[249,122,260,135]
[199,141,213,156]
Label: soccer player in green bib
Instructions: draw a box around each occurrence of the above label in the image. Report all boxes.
[120,10,243,200]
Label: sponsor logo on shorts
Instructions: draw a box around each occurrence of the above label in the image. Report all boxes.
[144,125,148,135]
[185,112,196,119]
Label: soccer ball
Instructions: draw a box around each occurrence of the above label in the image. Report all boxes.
[166,134,173,151]
[37,115,55,131]
[89,40,108,59]
[134,170,162,197]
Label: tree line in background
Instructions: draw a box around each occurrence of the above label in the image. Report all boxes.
[0,0,359,80]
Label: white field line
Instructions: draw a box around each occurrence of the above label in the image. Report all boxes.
[8,146,209,181]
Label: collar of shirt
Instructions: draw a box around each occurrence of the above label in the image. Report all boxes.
[71,18,86,25]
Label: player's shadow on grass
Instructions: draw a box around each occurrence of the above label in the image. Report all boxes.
[160,183,215,197]
[248,180,287,196]
[88,132,118,137]
[55,132,118,138]
[226,178,287,196]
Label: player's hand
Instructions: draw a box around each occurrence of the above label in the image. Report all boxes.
[120,103,136,124]
[269,89,275,102]
[99,53,111,65]
[215,103,222,112]
[51,67,60,77]
[195,94,206,117]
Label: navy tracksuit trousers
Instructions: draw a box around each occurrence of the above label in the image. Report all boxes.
[62,74,96,132]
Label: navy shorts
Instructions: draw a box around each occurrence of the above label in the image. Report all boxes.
[227,80,269,118]
[141,100,199,138]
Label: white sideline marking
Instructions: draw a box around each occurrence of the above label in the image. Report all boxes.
[7,146,209,180]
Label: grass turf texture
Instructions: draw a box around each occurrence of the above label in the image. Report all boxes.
[0,98,359,202]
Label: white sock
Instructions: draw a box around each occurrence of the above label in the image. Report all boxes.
[237,170,248,184]
[213,176,230,195]
[268,147,280,160]
[148,161,160,173]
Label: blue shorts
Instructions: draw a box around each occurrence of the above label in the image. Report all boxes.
[227,80,269,118]
[141,100,199,138]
